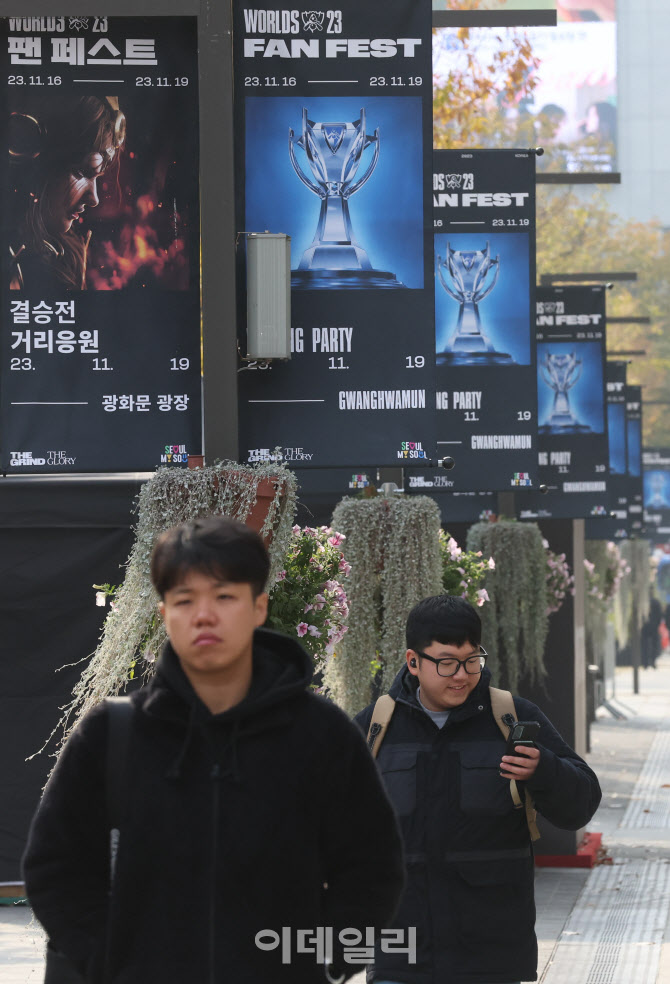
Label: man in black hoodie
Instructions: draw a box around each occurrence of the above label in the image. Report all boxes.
[23,516,404,983]
[355,595,601,984]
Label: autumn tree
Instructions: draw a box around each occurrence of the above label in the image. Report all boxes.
[536,187,670,447]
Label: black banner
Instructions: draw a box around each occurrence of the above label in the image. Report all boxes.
[625,384,643,534]
[643,448,670,544]
[517,285,608,521]
[1,16,201,473]
[408,148,538,494]
[586,359,628,540]
[234,1,434,468]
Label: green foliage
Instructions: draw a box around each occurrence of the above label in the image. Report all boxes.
[323,496,443,715]
[433,20,539,152]
[466,520,548,690]
[613,540,652,649]
[265,525,350,671]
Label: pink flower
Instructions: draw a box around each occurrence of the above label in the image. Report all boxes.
[307,625,321,638]
[339,558,352,575]
[476,588,489,607]
[275,569,287,582]
[297,622,309,637]
[488,557,496,570]
[292,525,301,534]
[304,603,313,614]
[328,532,346,547]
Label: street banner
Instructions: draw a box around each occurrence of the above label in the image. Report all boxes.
[643,448,670,544]
[428,148,537,492]
[234,1,435,469]
[518,285,608,521]
[625,384,643,534]
[586,359,628,540]
[1,16,202,472]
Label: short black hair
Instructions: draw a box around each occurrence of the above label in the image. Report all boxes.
[406,595,482,653]
[151,516,270,599]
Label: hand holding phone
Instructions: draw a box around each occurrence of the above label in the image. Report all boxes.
[500,721,541,780]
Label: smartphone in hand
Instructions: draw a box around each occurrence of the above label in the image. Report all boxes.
[504,721,540,758]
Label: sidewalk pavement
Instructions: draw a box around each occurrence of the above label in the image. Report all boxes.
[3,657,670,983]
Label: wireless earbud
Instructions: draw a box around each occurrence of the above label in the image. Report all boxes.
[410,658,417,668]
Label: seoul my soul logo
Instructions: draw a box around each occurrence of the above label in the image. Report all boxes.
[161,445,188,464]
[398,441,426,460]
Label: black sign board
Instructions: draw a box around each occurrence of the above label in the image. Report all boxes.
[517,285,608,521]
[643,448,670,544]
[586,359,628,540]
[407,148,538,494]
[234,1,435,469]
[1,16,202,472]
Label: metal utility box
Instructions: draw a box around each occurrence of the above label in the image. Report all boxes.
[246,233,291,360]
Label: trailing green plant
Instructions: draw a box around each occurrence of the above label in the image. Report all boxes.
[466,520,548,690]
[439,529,492,607]
[584,541,629,614]
[265,525,351,671]
[613,539,652,649]
[583,540,628,666]
[47,460,297,750]
[323,496,443,715]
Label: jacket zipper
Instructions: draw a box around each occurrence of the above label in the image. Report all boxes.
[209,763,221,984]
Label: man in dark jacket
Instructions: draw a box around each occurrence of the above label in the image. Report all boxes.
[355,595,601,984]
[24,516,404,983]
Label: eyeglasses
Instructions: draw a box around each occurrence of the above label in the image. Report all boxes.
[413,648,487,678]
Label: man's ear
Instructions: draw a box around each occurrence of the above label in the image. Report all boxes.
[255,591,269,626]
[406,649,419,675]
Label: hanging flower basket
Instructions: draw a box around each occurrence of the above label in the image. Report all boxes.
[265,524,351,674]
[467,519,549,690]
[323,495,442,715]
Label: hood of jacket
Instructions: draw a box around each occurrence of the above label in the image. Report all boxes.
[135,628,314,781]
[139,626,314,726]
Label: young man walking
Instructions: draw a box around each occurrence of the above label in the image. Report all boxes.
[355,594,601,984]
[24,516,404,983]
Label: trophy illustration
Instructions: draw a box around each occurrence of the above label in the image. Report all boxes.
[649,472,670,508]
[539,352,591,434]
[436,243,514,365]
[289,107,404,289]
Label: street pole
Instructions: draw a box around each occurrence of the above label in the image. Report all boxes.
[632,593,640,694]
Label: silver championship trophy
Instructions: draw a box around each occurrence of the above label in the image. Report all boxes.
[649,472,670,508]
[539,352,591,434]
[436,242,513,365]
[289,107,403,288]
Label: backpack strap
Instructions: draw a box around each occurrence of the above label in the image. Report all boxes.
[366,695,396,759]
[105,696,134,881]
[489,687,540,842]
